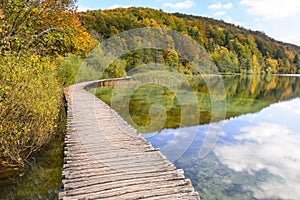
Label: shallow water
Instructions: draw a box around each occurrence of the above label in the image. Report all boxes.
[0,110,65,200]
[144,97,300,199]
[94,74,300,199]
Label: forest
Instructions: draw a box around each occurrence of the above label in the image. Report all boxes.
[1,2,300,167]
[80,7,300,75]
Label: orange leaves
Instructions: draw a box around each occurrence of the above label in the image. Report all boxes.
[38,4,95,56]
[0,0,94,57]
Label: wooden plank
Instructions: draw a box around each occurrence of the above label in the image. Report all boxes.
[64,179,192,198]
[64,172,187,190]
[63,169,185,185]
[59,80,200,200]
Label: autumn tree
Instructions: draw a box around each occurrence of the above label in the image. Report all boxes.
[0,0,94,167]
[0,0,94,56]
[293,54,300,73]
[294,54,299,65]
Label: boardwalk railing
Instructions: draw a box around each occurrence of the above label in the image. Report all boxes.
[59,79,200,200]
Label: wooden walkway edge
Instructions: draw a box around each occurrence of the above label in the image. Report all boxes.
[59,80,200,200]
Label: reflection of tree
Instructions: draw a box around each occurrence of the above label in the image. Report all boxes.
[94,75,300,132]
[222,75,300,118]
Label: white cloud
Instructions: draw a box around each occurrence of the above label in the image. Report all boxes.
[208,2,222,9]
[285,34,300,46]
[274,98,300,114]
[107,4,133,10]
[214,122,300,199]
[208,2,233,18]
[240,0,300,20]
[163,0,194,9]
[224,16,242,26]
[223,2,233,9]
[213,11,226,16]
[77,6,92,12]
[208,2,233,10]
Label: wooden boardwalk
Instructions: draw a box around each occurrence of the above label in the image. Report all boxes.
[59,80,200,200]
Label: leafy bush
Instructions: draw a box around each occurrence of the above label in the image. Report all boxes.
[0,54,61,167]
[57,54,82,87]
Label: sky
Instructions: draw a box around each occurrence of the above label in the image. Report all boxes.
[77,0,300,46]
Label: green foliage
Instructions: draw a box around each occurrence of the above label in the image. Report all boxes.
[102,59,127,79]
[0,54,61,167]
[74,45,126,82]
[58,54,82,86]
[80,7,300,74]
[293,54,300,73]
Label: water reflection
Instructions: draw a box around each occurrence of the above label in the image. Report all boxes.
[94,75,300,199]
[144,98,300,199]
[0,109,65,200]
[94,75,300,133]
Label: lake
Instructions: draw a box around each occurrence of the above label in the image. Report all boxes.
[1,74,299,199]
[94,74,300,200]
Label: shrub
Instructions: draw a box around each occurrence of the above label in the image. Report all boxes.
[0,54,61,167]
[57,54,82,87]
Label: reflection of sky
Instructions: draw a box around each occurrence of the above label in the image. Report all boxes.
[143,98,300,199]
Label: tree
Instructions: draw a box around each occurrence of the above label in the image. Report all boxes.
[80,7,300,75]
[163,51,179,68]
[266,58,278,74]
[293,54,300,73]
[0,0,94,167]
[256,39,267,56]
[0,0,94,56]
[275,47,286,59]
[224,31,233,50]
[294,54,299,65]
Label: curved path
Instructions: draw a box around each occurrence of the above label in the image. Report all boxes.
[59,80,200,200]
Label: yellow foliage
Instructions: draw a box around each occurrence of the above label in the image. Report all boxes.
[266,76,277,90]
[250,75,257,94]
[252,55,257,72]
[266,58,278,73]
[0,54,61,167]
[0,9,3,19]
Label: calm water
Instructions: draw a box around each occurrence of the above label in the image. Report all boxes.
[0,110,65,200]
[145,98,300,199]
[95,74,300,200]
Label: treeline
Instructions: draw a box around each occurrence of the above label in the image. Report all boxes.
[0,0,94,167]
[80,7,300,74]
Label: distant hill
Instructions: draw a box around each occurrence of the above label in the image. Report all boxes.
[80,7,300,74]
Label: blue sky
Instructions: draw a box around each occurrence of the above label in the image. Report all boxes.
[77,0,300,46]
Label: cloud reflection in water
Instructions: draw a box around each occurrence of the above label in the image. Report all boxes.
[144,98,300,199]
[215,98,300,199]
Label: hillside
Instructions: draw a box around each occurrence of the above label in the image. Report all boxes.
[80,7,300,75]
